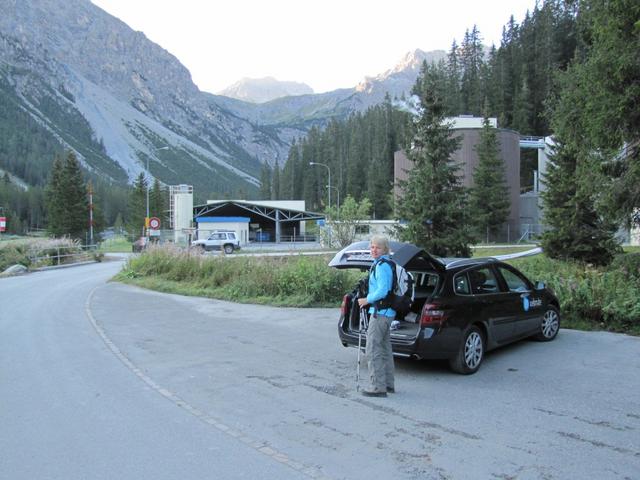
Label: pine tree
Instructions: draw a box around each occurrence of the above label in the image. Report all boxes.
[540,140,620,266]
[62,152,90,240]
[271,160,281,200]
[45,152,88,240]
[113,212,124,234]
[150,178,166,222]
[469,117,511,241]
[259,163,272,200]
[45,155,65,236]
[445,40,462,115]
[395,62,473,257]
[127,173,147,236]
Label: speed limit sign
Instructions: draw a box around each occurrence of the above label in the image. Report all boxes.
[149,217,161,230]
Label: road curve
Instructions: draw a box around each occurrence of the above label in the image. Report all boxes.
[2,260,640,479]
[0,261,304,480]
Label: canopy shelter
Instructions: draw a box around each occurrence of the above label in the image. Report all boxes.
[193,200,324,243]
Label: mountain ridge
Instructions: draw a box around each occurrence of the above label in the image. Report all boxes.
[0,0,443,195]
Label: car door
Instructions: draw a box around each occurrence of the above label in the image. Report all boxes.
[494,264,542,337]
[463,266,515,344]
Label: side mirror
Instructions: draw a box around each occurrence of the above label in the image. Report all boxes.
[535,281,546,290]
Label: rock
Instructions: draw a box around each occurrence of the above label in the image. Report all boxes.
[2,264,28,276]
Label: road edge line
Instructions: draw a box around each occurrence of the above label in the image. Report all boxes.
[84,284,330,480]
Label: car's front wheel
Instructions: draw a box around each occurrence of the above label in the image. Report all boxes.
[534,305,560,341]
[449,325,485,375]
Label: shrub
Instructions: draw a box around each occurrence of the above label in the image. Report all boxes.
[511,254,640,335]
[118,246,359,307]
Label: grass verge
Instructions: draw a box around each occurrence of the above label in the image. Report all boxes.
[115,244,639,335]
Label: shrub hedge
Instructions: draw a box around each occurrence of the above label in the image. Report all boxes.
[511,253,640,335]
[117,245,361,307]
[117,245,639,335]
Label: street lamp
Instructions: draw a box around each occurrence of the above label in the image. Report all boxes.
[309,162,331,209]
[327,184,340,211]
[146,146,169,231]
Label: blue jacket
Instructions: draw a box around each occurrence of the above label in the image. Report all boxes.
[367,255,396,317]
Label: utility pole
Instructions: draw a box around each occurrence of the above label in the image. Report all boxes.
[146,146,169,236]
[88,181,94,246]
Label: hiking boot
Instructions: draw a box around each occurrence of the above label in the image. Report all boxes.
[362,390,387,397]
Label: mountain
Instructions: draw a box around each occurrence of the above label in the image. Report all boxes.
[218,77,314,104]
[0,0,444,196]
[0,0,300,196]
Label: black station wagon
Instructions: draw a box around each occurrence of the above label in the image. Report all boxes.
[329,241,561,374]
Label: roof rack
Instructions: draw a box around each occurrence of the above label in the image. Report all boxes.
[444,257,499,270]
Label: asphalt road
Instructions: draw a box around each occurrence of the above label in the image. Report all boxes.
[2,260,639,479]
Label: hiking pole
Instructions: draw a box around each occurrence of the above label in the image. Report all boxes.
[356,306,368,392]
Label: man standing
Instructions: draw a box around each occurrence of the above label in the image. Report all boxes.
[357,235,395,397]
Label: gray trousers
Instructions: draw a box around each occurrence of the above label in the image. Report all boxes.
[365,314,395,392]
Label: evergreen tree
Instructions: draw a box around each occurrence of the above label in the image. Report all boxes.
[445,40,462,115]
[113,212,124,234]
[395,62,473,257]
[259,163,272,199]
[45,152,88,240]
[127,173,147,236]
[556,0,640,223]
[540,140,620,265]
[149,178,166,222]
[460,25,485,115]
[45,155,65,236]
[469,117,511,240]
[271,160,281,200]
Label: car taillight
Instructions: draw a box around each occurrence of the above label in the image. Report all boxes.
[340,294,350,315]
[420,303,448,326]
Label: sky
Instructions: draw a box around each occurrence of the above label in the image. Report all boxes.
[91,0,537,95]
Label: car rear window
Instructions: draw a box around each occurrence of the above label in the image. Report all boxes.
[455,267,500,296]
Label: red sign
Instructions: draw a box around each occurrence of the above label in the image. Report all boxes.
[148,217,161,230]
[0,216,6,232]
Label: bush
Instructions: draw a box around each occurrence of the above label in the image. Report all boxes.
[0,242,31,271]
[511,253,640,335]
[118,246,360,307]
[0,238,86,270]
[609,253,640,284]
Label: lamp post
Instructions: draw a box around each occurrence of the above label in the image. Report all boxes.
[146,146,169,233]
[309,162,331,209]
[327,184,340,211]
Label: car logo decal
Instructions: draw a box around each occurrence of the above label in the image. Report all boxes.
[530,298,542,308]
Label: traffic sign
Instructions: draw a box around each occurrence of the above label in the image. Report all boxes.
[0,216,6,232]
[149,217,161,230]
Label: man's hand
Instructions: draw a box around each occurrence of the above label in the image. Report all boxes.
[358,297,369,308]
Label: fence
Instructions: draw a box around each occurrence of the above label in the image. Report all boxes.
[27,244,99,266]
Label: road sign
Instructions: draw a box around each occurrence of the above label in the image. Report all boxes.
[0,216,6,232]
[149,217,161,230]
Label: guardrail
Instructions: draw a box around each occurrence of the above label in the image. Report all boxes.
[28,244,99,266]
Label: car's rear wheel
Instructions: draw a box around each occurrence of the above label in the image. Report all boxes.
[534,305,560,341]
[449,325,484,375]
[223,244,234,254]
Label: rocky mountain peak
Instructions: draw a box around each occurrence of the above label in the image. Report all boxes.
[217,77,314,104]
